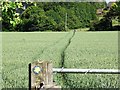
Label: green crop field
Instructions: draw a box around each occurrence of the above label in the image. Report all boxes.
[64,31,118,88]
[2,32,70,88]
[1,31,119,88]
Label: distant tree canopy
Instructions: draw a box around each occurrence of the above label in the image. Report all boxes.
[2,2,105,32]
[90,1,120,31]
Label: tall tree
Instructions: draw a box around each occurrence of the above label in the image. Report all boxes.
[2,2,23,31]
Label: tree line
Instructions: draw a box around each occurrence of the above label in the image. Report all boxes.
[90,1,120,31]
[1,2,106,32]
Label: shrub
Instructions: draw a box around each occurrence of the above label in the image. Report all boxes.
[89,17,112,31]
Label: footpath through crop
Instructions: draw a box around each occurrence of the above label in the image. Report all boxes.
[59,30,76,88]
[34,30,76,87]
[61,30,76,67]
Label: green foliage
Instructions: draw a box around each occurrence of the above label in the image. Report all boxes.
[115,1,120,28]
[90,17,112,31]
[2,2,23,31]
[67,8,80,29]
[17,5,66,31]
[16,2,103,32]
[1,2,106,31]
[46,5,66,31]
[92,2,106,9]
[16,6,47,31]
[90,1,120,31]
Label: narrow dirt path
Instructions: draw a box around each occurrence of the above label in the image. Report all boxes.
[60,30,76,88]
[61,30,76,67]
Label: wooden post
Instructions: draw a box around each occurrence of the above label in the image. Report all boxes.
[30,61,61,90]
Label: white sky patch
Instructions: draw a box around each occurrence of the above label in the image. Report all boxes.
[105,0,117,4]
[105,0,110,4]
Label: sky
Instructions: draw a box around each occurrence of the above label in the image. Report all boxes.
[105,0,117,4]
